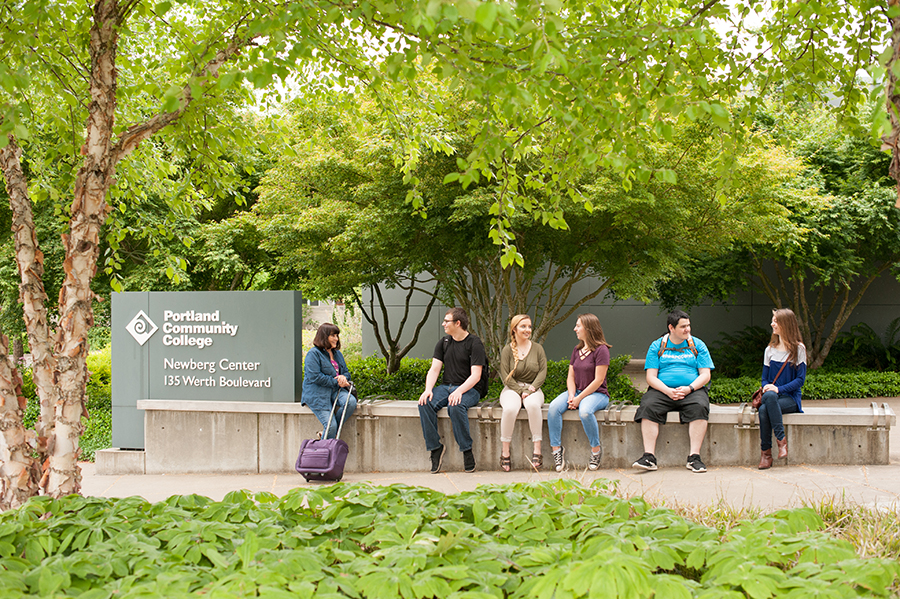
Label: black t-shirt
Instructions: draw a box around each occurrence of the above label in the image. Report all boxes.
[434,334,487,386]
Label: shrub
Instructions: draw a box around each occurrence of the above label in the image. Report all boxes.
[82,346,112,461]
[830,317,900,372]
[709,325,771,378]
[346,354,641,404]
[345,355,434,398]
[707,370,900,403]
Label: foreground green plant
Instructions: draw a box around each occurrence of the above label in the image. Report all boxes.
[1,480,897,598]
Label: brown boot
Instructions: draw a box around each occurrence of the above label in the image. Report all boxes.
[776,438,788,459]
[758,449,773,470]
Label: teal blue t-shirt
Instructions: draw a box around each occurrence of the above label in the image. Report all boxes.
[644,336,715,388]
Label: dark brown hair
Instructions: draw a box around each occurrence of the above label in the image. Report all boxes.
[769,308,803,364]
[576,313,611,351]
[313,322,341,351]
[446,307,469,331]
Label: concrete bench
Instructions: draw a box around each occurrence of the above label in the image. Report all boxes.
[95,399,896,475]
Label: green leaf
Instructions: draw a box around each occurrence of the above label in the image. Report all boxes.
[474,2,498,31]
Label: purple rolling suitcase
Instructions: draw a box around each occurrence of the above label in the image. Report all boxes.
[296,384,353,482]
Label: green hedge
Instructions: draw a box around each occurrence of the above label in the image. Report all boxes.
[708,370,900,404]
[345,354,641,405]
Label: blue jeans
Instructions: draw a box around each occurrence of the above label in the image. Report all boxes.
[311,391,357,439]
[548,390,610,448]
[418,385,481,452]
[758,391,799,450]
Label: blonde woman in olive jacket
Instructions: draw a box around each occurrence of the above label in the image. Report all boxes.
[498,314,547,471]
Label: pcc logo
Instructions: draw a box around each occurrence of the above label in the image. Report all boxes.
[126,311,158,345]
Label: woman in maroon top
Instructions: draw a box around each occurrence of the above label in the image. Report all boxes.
[547,314,612,473]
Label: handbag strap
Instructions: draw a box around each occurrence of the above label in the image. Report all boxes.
[769,359,789,389]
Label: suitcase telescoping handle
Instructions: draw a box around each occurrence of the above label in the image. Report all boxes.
[323,382,354,440]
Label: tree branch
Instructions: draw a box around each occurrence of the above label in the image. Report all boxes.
[109,34,253,166]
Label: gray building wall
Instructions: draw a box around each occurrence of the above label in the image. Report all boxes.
[362,275,900,363]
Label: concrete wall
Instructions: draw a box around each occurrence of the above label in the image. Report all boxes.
[97,400,894,475]
[362,274,900,363]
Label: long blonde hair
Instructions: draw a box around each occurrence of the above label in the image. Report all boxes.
[505,314,531,384]
[770,308,803,364]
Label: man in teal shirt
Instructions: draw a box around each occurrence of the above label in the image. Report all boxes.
[632,310,715,473]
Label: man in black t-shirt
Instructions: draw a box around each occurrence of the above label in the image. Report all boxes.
[418,307,487,474]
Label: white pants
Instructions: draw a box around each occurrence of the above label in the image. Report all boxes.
[499,386,545,443]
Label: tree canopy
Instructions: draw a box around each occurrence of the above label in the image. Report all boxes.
[255,96,807,370]
[659,102,900,369]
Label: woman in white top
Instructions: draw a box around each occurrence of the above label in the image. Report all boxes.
[757,308,807,470]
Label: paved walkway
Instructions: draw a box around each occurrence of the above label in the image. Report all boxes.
[81,397,900,512]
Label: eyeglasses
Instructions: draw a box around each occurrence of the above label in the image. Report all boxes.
[443,319,456,324]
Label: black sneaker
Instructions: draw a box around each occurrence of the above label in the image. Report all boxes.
[463,449,476,473]
[430,445,446,474]
[632,453,658,471]
[686,454,707,473]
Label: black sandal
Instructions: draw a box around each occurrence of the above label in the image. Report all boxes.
[500,454,511,472]
[532,453,542,470]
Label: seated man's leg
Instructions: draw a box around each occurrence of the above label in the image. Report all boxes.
[446,387,480,452]
[677,387,711,457]
[634,389,675,454]
[419,385,450,451]
[641,420,660,454]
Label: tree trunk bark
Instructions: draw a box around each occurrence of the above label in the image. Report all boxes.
[0,330,41,511]
[45,0,121,498]
[883,0,900,208]
[0,137,58,466]
[12,339,23,365]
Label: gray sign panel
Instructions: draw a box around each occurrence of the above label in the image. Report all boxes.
[111,291,303,448]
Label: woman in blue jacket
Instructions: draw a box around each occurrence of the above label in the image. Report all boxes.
[302,323,357,439]
[757,309,806,469]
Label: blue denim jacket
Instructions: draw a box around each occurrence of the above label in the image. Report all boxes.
[301,346,352,412]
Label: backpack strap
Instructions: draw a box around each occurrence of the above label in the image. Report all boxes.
[686,336,698,357]
[658,333,699,357]
[657,334,669,357]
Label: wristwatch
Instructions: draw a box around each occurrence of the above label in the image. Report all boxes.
[688,384,695,393]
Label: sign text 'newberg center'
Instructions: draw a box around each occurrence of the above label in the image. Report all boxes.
[112,292,304,449]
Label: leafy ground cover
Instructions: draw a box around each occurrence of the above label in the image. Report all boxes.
[0,480,897,598]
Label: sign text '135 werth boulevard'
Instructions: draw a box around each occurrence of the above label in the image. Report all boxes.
[162,357,271,388]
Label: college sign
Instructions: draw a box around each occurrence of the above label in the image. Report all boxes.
[111,291,303,449]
